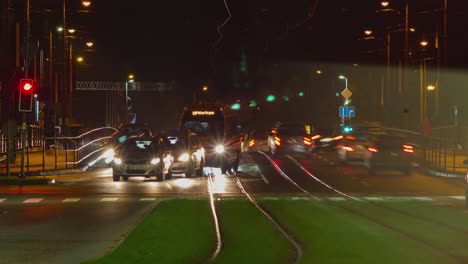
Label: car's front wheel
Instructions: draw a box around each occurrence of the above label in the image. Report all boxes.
[195,159,204,176]
[185,160,194,178]
[112,174,120,182]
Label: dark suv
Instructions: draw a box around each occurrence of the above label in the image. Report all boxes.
[364,133,414,175]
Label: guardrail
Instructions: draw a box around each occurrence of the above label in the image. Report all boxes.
[384,127,467,176]
[0,127,117,175]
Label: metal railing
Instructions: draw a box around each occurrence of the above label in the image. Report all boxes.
[384,127,467,176]
[0,126,117,175]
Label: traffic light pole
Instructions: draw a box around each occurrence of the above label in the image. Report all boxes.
[20,0,31,178]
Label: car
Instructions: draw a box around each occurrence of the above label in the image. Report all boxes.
[111,136,173,181]
[241,129,269,152]
[335,123,389,164]
[168,131,205,177]
[311,127,343,152]
[267,122,313,156]
[101,123,155,164]
[363,133,414,175]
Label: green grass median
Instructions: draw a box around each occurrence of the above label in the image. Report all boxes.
[83,197,468,264]
[259,198,460,264]
[211,198,294,264]
[83,198,216,264]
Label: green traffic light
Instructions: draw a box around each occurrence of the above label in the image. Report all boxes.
[298,91,304,97]
[249,100,257,107]
[231,103,241,110]
[342,126,353,134]
[282,95,289,101]
[266,95,276,102]
[335,92,339,97]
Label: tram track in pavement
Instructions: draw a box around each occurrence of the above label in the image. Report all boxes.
[256,151,468,263]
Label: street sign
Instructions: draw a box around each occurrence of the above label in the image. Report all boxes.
[339,106,355,117]
[341,88,352,99]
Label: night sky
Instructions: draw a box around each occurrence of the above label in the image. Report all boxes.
[16,0,468,129]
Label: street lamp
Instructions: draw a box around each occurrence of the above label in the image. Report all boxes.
[125,74,135,123]
[339,75,348,89]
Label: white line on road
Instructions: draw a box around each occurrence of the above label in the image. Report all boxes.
[451,196,465,200]
[139,198,157,201]
[0,198,5,203]
[62,198,80,203]
[23,198,44,203]
[101,198,118,202]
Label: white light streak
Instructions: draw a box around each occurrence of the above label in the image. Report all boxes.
[213,0,232,51]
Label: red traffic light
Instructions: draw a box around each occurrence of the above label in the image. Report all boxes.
[19,79,34,112]
[20,79,33,92]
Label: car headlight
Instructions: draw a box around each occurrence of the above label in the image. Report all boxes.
[103,149,115,164]
[215,145,225,153]
[151,158,161,165]
[178,153,190,162]
[114,157,122,165]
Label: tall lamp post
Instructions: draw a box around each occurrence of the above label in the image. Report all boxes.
[125,74,134,124]
[338,75,348,125]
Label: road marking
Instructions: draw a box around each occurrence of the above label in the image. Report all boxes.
[327,197,346,201]
[23,198,43,203]
[62,198,80,203]
[413,197,433,201]
[101,198,118,202]
[139,198,157,201]
[0,199,5,203]
[365,197,383,201]
[451,196,465,200]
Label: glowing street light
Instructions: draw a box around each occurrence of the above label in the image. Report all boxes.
[339,75,348,89]
[82,1,91,7]
[86,41,94,47]
[56,26,64,32]
[202,86,208,92]
[67,28,76,34]
[420,40,429,47]
[427,84,436,91]
[76,56,84,63]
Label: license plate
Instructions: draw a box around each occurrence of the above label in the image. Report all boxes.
[128,165,146,170]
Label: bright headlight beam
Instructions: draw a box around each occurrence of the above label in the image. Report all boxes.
[215,145,225,153]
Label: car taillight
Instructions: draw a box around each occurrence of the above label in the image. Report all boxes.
[303,137,312,146]
[403,144,414,153]
[311,134,321,140]
[345,135,356,140]
[342,146,354,152]
[334,135,344,140]
[274,136,281,146]
[368,146,378,153]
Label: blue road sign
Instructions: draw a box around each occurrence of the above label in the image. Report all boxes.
[339,106,355,118]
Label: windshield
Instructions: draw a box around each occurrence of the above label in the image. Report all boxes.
[182,120,224,137]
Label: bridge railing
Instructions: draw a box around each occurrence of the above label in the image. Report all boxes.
[383,127,467,176]
[0,126,117,175]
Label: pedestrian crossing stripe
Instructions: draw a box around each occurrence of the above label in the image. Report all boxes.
[139,198,157,201]
[23,198,43,203]
[62,198,80,203]
[101,198,118,202]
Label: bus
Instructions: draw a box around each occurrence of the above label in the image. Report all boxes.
[178,103,242,174]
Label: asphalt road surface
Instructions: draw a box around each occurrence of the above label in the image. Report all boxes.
[0,148,466,263]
